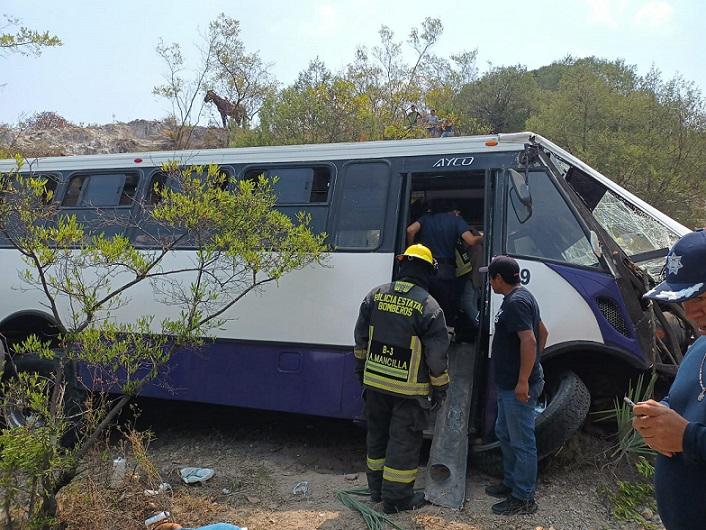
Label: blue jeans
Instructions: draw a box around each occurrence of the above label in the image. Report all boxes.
[495,380,544,501]
[458,277,479,323]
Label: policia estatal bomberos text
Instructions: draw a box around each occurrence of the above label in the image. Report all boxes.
[353,244,450,514]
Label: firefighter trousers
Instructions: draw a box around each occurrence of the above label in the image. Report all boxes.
[364,389,428,503]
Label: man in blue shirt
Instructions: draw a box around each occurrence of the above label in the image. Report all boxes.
[406,200,482,329]
[634,229,706,530]
[480,255,548,515]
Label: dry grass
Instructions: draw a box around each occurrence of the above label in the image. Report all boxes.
[56,426,283,530]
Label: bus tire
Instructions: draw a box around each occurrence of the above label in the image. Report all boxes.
[471,370,591,477]
[1,355,84,447]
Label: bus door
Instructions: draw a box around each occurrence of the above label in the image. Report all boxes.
[477,163,609,441]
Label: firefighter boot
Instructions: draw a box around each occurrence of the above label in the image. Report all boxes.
[382,491,427,514]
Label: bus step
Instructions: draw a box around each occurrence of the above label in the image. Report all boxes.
[424,342,475,510]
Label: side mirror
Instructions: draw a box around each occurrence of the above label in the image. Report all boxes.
[509,169,532,207]
[508,169,532,223]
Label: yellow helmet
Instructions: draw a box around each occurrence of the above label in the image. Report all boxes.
[397,244,436,267]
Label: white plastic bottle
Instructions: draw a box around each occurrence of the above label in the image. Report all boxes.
[144,511,170,527]
[110,457,126,488]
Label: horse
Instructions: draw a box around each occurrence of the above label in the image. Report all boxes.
[204,90,247,129]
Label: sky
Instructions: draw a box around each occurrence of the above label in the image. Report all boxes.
[2,0,705,126]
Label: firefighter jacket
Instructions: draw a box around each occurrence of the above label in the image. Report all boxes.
[354,280,450,397]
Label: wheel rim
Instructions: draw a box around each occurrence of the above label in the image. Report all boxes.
[4,403,45,428]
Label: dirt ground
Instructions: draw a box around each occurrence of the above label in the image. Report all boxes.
[72,398,662,530]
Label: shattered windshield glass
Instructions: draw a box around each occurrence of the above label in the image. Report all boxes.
[564,167,680,276]
[592,191,679,258]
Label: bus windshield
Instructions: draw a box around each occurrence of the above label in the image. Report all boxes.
[565,169,680,275]
[592,189,679,257]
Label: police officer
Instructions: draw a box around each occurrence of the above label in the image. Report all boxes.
[353,244,450,513]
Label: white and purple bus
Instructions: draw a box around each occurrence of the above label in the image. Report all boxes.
[0,132,692,464]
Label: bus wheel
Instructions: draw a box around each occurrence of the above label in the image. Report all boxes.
[471,370,591,477]
[1,355,84,447]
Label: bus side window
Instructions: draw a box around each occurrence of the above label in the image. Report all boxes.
[244,166,331,204]
[62,173,135,208]
[119,174,139,205]
[62,176,87,207]
[243,166,332,235]
[58,173,139,238]
[147,173,168,205]
[134,172,187,247]
[334,162,390,250]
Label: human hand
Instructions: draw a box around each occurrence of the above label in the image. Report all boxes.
[153,523,182,530]
[633,399,688,457]
[514,380,530,403]
[431,386,447,411]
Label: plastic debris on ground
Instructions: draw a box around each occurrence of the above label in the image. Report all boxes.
[110,457,127,488]
[291,480,310,495]
[180,467,215,484]
[182,523,248,530]
[144,482,172,496]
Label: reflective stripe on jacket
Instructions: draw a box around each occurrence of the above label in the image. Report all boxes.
[354,280,450,397]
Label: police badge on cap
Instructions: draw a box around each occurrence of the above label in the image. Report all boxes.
[643,230,706,303]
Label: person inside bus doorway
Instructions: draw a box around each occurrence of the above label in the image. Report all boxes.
[406,199,483,333]
[454,229,484,342]
[353,244,450,514]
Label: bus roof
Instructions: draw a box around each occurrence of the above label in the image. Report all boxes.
[0,134,526,172]
[0,131,690,235]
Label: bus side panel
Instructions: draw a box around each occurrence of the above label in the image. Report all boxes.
[544,262,646,363]
[487,260,604,347]
[130,341,364,420]
[112,252,394,347]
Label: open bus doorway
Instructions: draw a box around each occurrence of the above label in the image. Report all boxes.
[404,170,487,506]
[405,170,487,343]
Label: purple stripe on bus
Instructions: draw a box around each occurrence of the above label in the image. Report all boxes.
[80,341,365,420]
[545,263,644,361]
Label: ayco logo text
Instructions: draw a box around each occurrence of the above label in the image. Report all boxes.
[432,157,474,168]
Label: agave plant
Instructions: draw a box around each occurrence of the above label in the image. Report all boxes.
[594,372,658,462]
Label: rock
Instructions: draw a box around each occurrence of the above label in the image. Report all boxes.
[344,473,359,481]
[246,495,260,504]
[641,508,654,520]
[0,120,228,157]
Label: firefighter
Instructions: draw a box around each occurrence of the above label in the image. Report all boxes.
[353,244,450,513]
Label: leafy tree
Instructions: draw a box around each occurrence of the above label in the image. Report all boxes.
[528,59,706,226]
[0,15,61,57]
[0,157,326,528]
[455,65,539,134]
[323,18,453,140]
[153,36,216,149]
[236,59,367,146]
[206,13,279,131]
